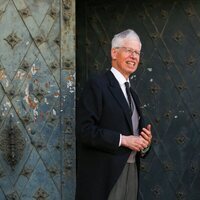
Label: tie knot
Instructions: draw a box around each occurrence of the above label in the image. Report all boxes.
[125,82,130,88]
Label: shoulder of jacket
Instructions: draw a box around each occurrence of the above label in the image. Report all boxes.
[88,71,108,85]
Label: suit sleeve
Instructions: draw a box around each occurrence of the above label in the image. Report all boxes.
[77,77,120,153]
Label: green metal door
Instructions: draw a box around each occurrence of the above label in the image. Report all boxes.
[0,0,75,199]
[77,0,200,199]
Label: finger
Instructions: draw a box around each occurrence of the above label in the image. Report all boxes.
[138,144,144,151]
[142,130,152,142]
[140,131,150,140]
[140,134,151,145]
[147,124,151,131]
[132,145,141,152]
[133,137,149,150]
[141,139,149,148]
[137,137,148,147]
[136,138,147,149]
[142,127,151,135]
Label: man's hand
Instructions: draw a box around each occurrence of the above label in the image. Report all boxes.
[140,124,152,147]
[121,135,149,151]
[121,124,152,151]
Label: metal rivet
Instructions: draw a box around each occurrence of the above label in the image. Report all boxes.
[4,32,22,49]
[185,7,195,16]
[19,8,31,18]
[49,7,57,19]
[173,31,184,42]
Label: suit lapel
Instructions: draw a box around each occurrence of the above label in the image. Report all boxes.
[130,87,146,130]
[105,71,133,131]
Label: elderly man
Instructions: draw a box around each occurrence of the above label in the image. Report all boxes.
[76,29,152,200]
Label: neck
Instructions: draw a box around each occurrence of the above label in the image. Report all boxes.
[112,66,129,80]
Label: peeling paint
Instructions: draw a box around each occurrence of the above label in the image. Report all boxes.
[66,80,73,88]
[5,78,9,87]
[54,90,60,98]
[16,71,26,79]
[44,98,49,105]
[24,84,38,109]
[33,109,39,120]
[1,101,11,116]
[52,109,56,115]
[4,101,11,108]
[66,74,75,93]
[33,98,39,104]
[31,64,39,75]
[66,75,74,82]
[25,84,29,96]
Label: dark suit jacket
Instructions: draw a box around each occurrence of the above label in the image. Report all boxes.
[76,71,146,200]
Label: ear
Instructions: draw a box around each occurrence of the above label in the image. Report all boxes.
[111,48,118,59]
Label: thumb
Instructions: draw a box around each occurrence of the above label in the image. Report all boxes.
[147,124,151,131]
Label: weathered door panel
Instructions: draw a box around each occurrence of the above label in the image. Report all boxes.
[77,0,200,199]
[0,0,75,199]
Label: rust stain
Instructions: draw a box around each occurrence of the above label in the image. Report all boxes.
[54,91,60,97]
[66,75,74,81]
[45,82,50,88]
[0,69,5,80]
[34,79,39,85]
[27,96,37,109]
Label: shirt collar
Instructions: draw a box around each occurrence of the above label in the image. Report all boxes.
[110,67,129,85]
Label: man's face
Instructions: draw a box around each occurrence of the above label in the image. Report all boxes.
[111,39,141,78]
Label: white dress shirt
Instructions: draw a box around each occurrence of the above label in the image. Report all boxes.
[110,67,139,163]
[110,67,130,103]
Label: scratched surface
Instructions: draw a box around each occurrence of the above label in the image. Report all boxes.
[0,0,75,199]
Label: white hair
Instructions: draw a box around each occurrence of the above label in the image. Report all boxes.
[111,29,142,48]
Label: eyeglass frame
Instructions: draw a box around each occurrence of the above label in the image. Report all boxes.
[114,46,142,57]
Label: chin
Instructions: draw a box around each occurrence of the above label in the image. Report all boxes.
[129,68,137,74]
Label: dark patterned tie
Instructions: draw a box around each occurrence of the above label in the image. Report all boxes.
[125,82,133,115]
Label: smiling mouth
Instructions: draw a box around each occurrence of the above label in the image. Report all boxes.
[126,61,136,66]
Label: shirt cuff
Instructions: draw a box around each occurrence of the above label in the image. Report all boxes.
[141,146,150,154]
[119,134,122,146]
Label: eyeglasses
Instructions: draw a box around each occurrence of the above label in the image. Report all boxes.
[115,47,142,56]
